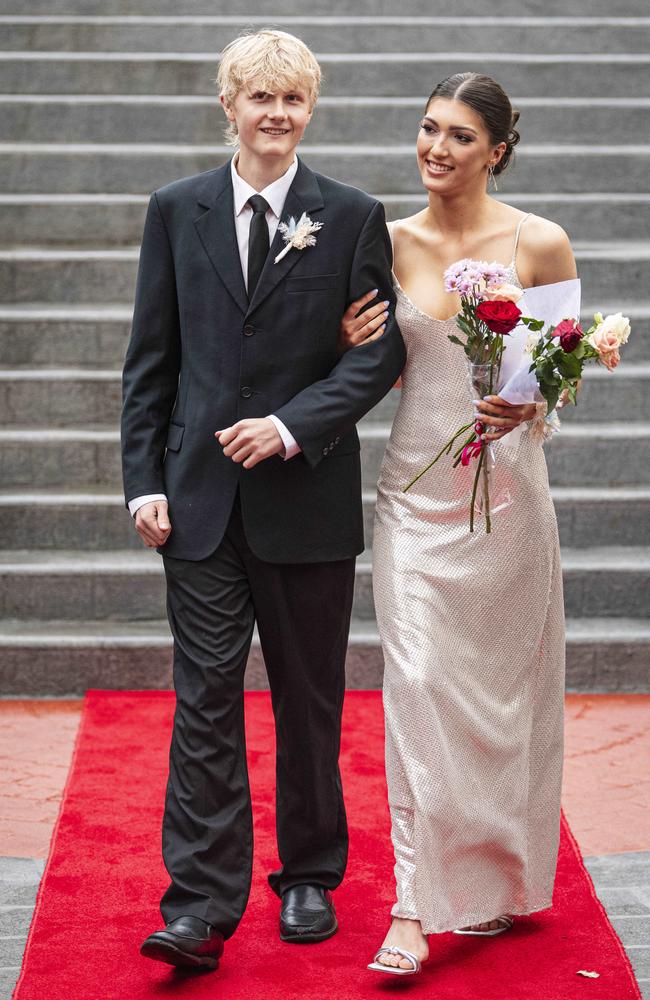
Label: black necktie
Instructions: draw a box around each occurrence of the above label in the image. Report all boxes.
[247,194,270,298]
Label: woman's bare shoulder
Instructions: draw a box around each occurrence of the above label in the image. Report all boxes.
[521,213,571,250]
[389,211,429,240]
[518,213,577,285]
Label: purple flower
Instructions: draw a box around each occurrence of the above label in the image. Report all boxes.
[443,257,509,296]
[483,261,509,287]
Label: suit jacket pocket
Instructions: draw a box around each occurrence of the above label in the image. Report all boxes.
[285,272,341,293]
[165,421,185,452]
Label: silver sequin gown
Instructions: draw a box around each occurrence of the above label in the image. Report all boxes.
[373,222,565,934]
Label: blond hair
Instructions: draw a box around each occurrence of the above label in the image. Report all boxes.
[217,30,322,146]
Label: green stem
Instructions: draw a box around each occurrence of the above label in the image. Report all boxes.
[469,446,485,533]
[483,354,500,533]
[482,450,492,534]
[403,421,474,492]
[451,430,478,468]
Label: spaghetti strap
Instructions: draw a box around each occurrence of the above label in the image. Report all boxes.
[510,212,531,267]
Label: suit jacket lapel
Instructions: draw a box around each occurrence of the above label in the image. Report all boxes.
[193,163,249,316]
[246,158,325,318]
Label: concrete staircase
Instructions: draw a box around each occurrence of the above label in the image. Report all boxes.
[1,3,649,694]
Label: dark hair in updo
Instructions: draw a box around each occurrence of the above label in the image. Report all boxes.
[426,72,521,175]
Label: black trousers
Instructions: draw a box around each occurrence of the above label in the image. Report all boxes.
[159,493,355,939]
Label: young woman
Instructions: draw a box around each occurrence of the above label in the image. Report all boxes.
[340,72,577,976]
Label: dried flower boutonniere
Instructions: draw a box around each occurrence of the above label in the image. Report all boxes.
[274,212,323,264]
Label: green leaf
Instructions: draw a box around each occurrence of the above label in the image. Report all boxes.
[538,359,556,381]
[543,384,560,414]
[521,317,545,331]
[448,334,465,347]
[557,353,582,378]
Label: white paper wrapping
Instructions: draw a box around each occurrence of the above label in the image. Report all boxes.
[498,278,582,404]
[493,279,581,456]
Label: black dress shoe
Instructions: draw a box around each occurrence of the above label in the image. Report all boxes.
[279,884,338,943]
[140,916,224,970]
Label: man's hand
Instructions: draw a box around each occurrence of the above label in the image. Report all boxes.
[215,418,284,469]
[135,500,171,548]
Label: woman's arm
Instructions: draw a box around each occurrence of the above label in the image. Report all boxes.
[338,290,403,388]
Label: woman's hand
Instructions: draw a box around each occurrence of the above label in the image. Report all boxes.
[338,289,390,354]
[475,395,538,441]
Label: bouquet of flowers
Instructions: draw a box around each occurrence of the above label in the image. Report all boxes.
[403,258,631,534]
[526,310,630,411]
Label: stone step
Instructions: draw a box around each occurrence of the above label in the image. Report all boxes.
[381,194,650,245]
[364,486,650,551]
[1,240,648,302]
[2,192,649,246]
[2,303,648,369]
[0,368,123,425]
[1,0,647,15]
[0,428,121,488]
[1,485,647,551]
[1,615,648,695]
[2,16,649,54]
[0,304,132,366]
[0,362,645,426]
[0,422,648,490]
[359,422,650,490]
[4,95,648,147]
[352,546,650,622]
[2,143,648,196]
[366,365,648,424]
[5,143,650,195]
[0,546,647,621]
[0,53,648,98]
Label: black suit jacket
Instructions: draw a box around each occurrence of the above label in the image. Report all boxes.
[121,157,406,562]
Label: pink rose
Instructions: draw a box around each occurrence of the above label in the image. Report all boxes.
[482,282,523,304]
[589,327,621,370]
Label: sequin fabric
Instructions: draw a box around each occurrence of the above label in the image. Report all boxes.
[373,221,566,933]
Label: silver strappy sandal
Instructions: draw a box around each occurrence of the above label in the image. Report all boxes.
[367,945,422,975]
[453,914,514,937]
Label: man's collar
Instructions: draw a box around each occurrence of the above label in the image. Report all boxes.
[231,153,299,218]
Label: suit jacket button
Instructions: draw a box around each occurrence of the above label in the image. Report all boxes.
[241,386,252,398]
[243,325,255,337]
[335,436,340,443]
[322,446,329,455]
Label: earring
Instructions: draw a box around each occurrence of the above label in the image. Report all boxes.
[488,165,498,192]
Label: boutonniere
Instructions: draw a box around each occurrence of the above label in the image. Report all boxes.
[274,212,324,264]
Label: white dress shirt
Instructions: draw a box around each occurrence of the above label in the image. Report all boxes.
[128,154,302,518]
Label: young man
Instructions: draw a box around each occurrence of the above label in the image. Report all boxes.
[121,30,405,971]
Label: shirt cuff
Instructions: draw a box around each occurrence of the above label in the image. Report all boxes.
[128,493,168,517]
[267,414,301,461]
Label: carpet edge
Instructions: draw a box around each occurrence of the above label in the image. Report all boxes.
[560,810,643,999]
[12,692,92,1000]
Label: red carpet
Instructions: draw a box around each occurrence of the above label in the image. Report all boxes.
[15,691,641,999]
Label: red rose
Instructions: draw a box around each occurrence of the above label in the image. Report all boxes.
[555,318,583,353]
[475,299,521,335]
